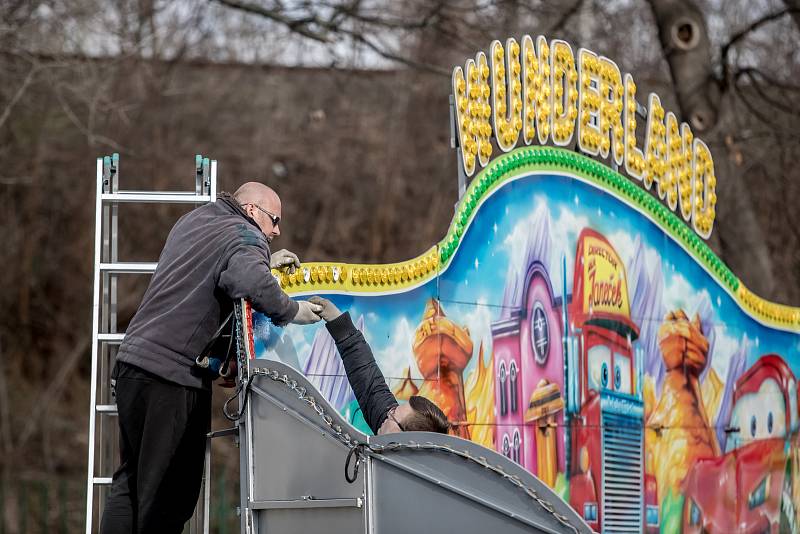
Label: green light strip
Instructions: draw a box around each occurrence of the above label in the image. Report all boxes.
[438,146,739,292]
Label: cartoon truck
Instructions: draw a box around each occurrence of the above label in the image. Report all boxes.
[564,229,659,533]
[491,228,659,531]
[682,354,800,533]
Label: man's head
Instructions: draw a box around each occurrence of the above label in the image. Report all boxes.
[380,395,450,435]
[233,182,282,243]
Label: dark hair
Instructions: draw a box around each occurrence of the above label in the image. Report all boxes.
[401,396,450,434]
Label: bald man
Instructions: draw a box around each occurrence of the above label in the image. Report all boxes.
[101,183,322,534]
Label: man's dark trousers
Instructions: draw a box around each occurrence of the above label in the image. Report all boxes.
[100,362,211,534]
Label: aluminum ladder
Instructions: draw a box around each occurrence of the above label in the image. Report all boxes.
[84,153,217,533]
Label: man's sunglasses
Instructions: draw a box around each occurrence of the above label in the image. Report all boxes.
[242,203,280,227]
[387,408,405,431]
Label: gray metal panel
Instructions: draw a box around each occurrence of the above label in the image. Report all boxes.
[367,433,591,534]
[255,508,364,534]
[371,461,554,534]
[243,360,367,533]
[248,383,365,502]
[242,360,590,534]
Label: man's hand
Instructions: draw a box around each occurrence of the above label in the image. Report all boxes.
[308,296,343,322]
[270,249,301,273]
[291,300,323,325]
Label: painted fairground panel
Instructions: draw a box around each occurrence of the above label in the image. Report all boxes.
[251,162,800,533]
[252,155,800,533]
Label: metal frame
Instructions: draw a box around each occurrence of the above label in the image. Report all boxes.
[84,154,217,533]
[236,357,592,534]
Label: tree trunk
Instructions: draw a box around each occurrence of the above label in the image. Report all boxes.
[646,0,720,133]
[782,0,800,32]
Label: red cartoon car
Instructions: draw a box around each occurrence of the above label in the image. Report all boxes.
[681,354,799,533]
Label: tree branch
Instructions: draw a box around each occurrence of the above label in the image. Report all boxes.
[0,64,37,130]
[51,77,127,151]
[736,69,800,116]
[333,1,443,31]
[783,0,800,32]
[546,0,584,35]
[341,28,450,75]
[733,83,782,128]
[212,0,451,73]
[16,335,90,449]
[721,8,800,83]
[735,66,800,93]
[0,338,12,455]
[212,0,335,42]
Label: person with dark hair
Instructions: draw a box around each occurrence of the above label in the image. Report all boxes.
[309,296,450,435]
[390,395,451,434]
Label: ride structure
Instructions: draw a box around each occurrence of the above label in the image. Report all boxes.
[233,319,591,533]
[251,33,800,534]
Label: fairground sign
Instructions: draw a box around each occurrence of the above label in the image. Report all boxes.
[451,35,716,239]
[254,32,799,534]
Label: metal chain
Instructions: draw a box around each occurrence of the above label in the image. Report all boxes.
[233,301,248,372]
[248,366,581,534]
[249,367,359,449]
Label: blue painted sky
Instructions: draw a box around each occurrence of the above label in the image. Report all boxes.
[255,171,800,383]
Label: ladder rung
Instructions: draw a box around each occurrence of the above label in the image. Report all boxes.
[99,262,157,273]
[97,333,124,343]
[101,191,212,204]
[96,404,118,413]
[92,477,113,485]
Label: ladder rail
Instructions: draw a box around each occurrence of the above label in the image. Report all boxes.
[85,157,104,534]
[97,154,119,515]
[210,160,218,202]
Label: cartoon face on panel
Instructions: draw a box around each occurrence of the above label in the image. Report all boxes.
[585,339,633,396]
[726,354,798,451]
[587,344,612,392]
[726,378,787,451]
[613,351,632,395]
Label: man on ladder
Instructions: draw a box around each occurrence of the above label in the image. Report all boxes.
[100,182,322,533]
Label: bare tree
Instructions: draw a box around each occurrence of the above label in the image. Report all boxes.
[1,1,798,528]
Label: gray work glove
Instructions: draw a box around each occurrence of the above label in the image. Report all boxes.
[291,300,323,325]
[270,249,301,274]
[308,296,343,322]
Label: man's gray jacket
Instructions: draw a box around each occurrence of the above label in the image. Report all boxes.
[117,193,299,389]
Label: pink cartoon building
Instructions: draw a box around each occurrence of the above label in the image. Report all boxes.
[493,260,567,481]
[491,206,569,486]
